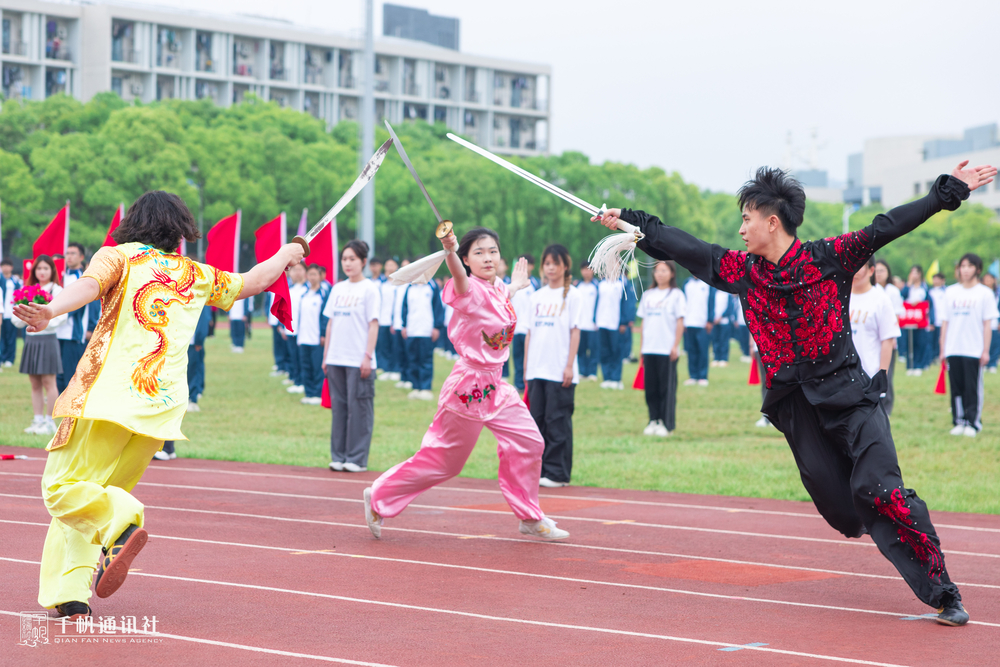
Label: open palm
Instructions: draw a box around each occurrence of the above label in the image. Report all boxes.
[952,160,997,192]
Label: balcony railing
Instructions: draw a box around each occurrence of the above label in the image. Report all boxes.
[270,66,286,81]
[113,48,140,64]
[46,46,72,61]
[374,79,390,92]
[339,74,355,88]
[3,42,28,56]
[464,91,480,104]
[436,86,450,100]
[404,83,420,97]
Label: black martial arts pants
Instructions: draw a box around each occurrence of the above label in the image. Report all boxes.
[643,354,678,431]
[771,387,960,609]
[528,379,575,484]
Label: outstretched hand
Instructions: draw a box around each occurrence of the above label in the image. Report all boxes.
[952,160,997,192]
[509,257,530,293]
[440,231,458,253]
[13,302,53,333]
[591,207,623,231]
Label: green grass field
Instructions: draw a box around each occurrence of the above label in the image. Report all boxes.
[2,327,997,514]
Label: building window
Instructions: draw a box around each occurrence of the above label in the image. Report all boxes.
[403,59,419,97]
[270,42,286,81]
[157,28,183,69]
[339,96,358,120]
[196,32,213,72]
[375,56,391,92]
[464,67,478,103]
[45,19,71,61]
[156,75,175,100]
[338,51,354,88]
[404,103,427,120]
[233,39,254,77]
[304,92,320,118]
[464,110,476,127]
[112,21,138,63]
[2,65,25,100]
[305,47,328,85]
[45,68,68,96]
[433,106,447,123]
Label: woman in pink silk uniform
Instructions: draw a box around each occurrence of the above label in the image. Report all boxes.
[364,227,569,541]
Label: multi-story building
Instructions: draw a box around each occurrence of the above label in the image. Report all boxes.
[845,123,1000,214]
[0,0,551,155]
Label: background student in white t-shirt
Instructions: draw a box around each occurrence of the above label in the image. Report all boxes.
[284,262,308,394]
[874,259,903,414]
[296,264,330,405]
[928,272,947,364]
[400,279,444,401]
[849,258,901,414]
[595,275,627,389]
[941,253,999,437]
[575,260,599,380]
[637,261,686,437]
[509,253,537,391]
[525,244,581,488]
[391,260,410,389]
[323,240,381,472]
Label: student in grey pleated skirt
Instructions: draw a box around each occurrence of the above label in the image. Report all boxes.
[14,256,67,436]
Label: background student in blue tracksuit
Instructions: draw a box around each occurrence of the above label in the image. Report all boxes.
[55,244,95,393]
[187,305,211,412]
[400,280,444,401]
[710,293,738,367]
[297,264,331,405]
[619,278,637,365]
[595,276,632,389]
[0,258,24,368]
[507,253,539,390]
[267,290,291,378]
[576,260,599,380]
[683,276,716,385]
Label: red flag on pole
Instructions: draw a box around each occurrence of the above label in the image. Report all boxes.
[309,216,338,286]
[935,359,947,395]
[632,360,645,389]
[748,356,760,385]
[102,203,124,247]
[255,212,294,331]
[205,211,241,273]
[34,202,70,260]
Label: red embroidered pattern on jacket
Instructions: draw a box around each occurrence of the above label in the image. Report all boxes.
[744,260,794,387]
[825,229,872,274]
[874,488,944,578]
[791,250,843,360]
[718,251,747,284]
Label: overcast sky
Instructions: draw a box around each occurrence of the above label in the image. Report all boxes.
[127,0,1000,193]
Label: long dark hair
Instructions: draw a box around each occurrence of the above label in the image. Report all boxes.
[541,244,572,314]
[653,260,677,289]
[341,239,370,265]
[113,191,200,253]
[874,259,892,287]
[457,227,501,277]
[28,255,60,287]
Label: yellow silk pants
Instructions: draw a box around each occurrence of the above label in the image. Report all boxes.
[38,418,163,609]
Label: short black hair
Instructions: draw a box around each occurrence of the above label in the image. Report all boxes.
[933,273,946,280]
[737,167,806,236]
[519,253,535,265]
[306,263,322,273]
[0,258,11,267]
[113,191,200,253]
[457,227,501,277]
[341,240,370,264]
[67,242,86,256]
[959,253,983,276]
[579,259,591,269]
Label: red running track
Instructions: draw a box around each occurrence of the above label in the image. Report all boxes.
[1,444,997,666]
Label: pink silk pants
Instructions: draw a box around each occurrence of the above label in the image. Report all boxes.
[370,390,545,521]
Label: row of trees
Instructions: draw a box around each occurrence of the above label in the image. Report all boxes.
[1,93,997,281]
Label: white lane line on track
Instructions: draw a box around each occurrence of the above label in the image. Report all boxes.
[1,493,997,590]
[7,467,999,534]
[2,524,997,628]
[0,609,398,666]
[0,560,913,666]
[2,478,997,559]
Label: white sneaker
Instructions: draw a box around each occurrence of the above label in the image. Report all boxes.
[153,450,172,461]
[740,355,752,363]
[396,381,412,390]
[343,462,367,472]
[40,417,57,435]
[653,421,670,437]
[615,381,624,390]
[539,477,568,488]
[991,367,998,374]
[407,389,420,399]
[287,385,305,394]
[683,378,697,386]
[363,487,382,539]
[913,368,923,377]
[2,361,12,368]
[949,424,966,436]
[519,517,569,540]
[755,416,772,428]
[186,401,200,412]
[301,396,322,405]
[378,373,394,382]
[24,416,44,434]
[697,379,709,387]
[269,370,284,377]
[231,346,244,354]
[717,361,728,367]
[586,375,598,382]
[281,378,294,385]
[963,426,978,438]
[643,421,658,436]
[329,461,344,471]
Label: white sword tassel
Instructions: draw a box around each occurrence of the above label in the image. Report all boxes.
[445,133,642,281]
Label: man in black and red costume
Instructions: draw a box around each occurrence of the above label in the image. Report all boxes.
[594,160,996,626]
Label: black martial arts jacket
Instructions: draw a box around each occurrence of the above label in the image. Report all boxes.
[620,175,970,439]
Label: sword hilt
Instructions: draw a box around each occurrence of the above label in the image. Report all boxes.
[292,235,311,257]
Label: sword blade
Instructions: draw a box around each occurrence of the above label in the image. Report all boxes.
[302,138,394,244]
[384,121,443,224]
[446,133,600,216]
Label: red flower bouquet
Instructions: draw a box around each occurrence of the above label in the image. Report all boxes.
[13,285,52,307]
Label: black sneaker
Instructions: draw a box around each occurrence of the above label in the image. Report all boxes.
[52,601,91,621]
[936,596,970,626]
[95,524,148,599]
